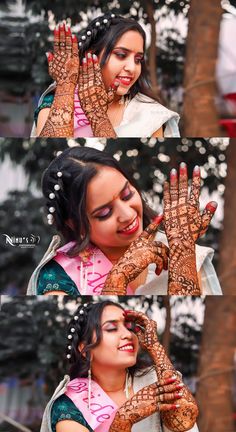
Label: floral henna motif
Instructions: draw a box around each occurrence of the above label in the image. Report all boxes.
[163,163,217,295]
[78,54,118,137]
[40,23,79,137]
[110,383,180,431]
[124,311,199,432]
[101,217,169,295]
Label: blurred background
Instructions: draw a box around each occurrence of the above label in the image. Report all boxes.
[0,295,235,432]
[0,0,236,137]
[0,137,236,295]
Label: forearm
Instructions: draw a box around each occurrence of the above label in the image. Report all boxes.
[150,342,198,431]
[168,251,201,295]
[39,82,75,137]
[102,269,127,295]
[88,113,117,137]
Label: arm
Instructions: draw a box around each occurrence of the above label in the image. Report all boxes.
[39,23,79,137]
[124,311,199,432]
[163,163,217,295]
[110,382,180,432]
[102,216,168,295]
[56,421,90,432]
[78,54,118,137]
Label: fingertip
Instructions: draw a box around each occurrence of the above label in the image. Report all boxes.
[206,201,218,213]
[152,214,163,225]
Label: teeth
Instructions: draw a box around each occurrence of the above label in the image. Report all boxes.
[119,345,133,351]
[118,77,132,82]
[122,218,137,232]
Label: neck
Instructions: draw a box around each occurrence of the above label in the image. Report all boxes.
[99,245,129,264]
[92,366,127,393]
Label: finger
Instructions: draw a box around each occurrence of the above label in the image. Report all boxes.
[178,162,188,203]
[72,34,78,58]
[78,65,84,98]
[46,52,54,63]
[199,201,217,237]
[107,80,119,104]
[54,24,60,53]
[170,168,178,205]
[159,403,180,412]
[189,165,201,208]
[140,215,163,240]
[59,22,66,51]
[123,310,150,326]
[157,391,183,403]
[157,382,184,395]
[163,181,171,212]
[87,52,94,86]
[65,24,72,55]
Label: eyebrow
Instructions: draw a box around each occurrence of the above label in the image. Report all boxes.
[113,47,144,56]
[102,318,125,327]
[90,180,129,216]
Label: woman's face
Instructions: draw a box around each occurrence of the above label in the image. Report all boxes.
[86,166,143,257]
[99,30,144,96]
[91,305,139,371]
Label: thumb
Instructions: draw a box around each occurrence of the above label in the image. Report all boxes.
[46,51,54,63]
[199,201,217,238]
[140,214,163,240]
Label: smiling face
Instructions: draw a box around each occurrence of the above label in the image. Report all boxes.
[91,305,139,372]
[99,30,144,96]
[86,166,143,259]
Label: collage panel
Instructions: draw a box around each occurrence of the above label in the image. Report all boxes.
[0,295,236,432]
[0,1,236,138]
[0,137,233,296]
[0,1,236,431]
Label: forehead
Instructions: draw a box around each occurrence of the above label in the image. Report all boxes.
[101,305,124,323]
[86,166,128,211]
[114,30,144,52]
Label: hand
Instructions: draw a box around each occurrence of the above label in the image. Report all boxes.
[78,53,119,119]
[113,216,169,282]
[123,310,159,351]
[114,381,182,427]
[163,163,217,295]
[46,23,79,86]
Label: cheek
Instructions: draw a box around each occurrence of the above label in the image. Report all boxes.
[89,218,117,242]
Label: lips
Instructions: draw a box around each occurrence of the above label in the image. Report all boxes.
[118,343,134,352]
[118,216,139,236]
[116,76,133,86]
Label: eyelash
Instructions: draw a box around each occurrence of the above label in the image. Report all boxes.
[96,188,135,220]
[114,52,143,64]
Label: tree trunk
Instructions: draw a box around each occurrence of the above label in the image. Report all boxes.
[145,0,162,101]
[218,139,236,294]
[196,297,236,432]
[182,0,223,136]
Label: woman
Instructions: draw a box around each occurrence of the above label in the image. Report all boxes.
[40,300,199,432]
[27,146,221,296]
[32,13,180,138]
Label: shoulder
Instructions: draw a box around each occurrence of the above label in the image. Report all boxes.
[37,259,78,295]
[132,93,179,116]
[51,395,92,431]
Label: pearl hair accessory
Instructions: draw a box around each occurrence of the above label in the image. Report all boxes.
[54,184,60,191]
[49,207,55,213]
[49,192,55,199]
[66,304,89,361]
[57,171,62,178]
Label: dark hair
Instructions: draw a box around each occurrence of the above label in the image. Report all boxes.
[42,146,156,256]
[67,300,153,380]
[78,13,160,103]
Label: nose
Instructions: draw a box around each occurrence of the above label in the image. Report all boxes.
[123,56,137,74]
[121,324,133,340]
[116,200,134,224]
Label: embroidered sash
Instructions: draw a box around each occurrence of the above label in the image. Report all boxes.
[54,242,133,295]
[74,90,94,137]
[65,378,118,431]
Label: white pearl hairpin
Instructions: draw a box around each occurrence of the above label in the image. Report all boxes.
[54,184,60,191]
[81,35,86,40]
[57,171,62,178]
[87,30,92,35]
[49,192,55,199]
[95,21,100,26]
[49,207,55,213]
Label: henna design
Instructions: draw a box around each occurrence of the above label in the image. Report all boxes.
[40,23,79,137]
[123,310,199,432]
[101,216,169,295]
[78,54,118,137]
[110,382,180,431]
[163,163,217,295]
